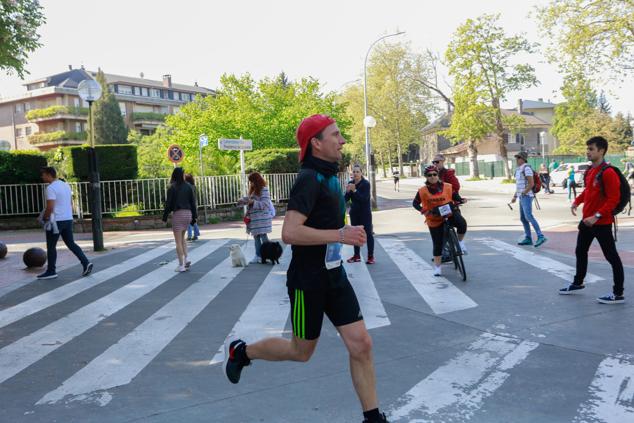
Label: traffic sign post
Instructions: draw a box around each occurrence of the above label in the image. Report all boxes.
[218,137,253,207]
[167,144,184,166]
[198,135,209,224]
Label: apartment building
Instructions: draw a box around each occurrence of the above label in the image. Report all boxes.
[0,67,214,151]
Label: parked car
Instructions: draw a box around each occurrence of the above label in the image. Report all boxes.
[550,163,590,187]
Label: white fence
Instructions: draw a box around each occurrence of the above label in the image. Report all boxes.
[0,173,347,217]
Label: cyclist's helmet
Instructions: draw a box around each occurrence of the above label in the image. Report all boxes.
[423,164,439,176]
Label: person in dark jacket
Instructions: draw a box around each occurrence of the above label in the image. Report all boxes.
[433,154,461,198]
[345,164,375,264]
[162,167,197,272]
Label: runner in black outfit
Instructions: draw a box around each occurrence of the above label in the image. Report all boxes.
[224,114,389,423]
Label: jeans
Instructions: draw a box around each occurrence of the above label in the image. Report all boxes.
[567,180,577,200]
[574,223,624,296]
[46,220,89,273]
[350,212,374,257]
[254,233,270,257]
[187,223,200,238]
[519,195,543,239]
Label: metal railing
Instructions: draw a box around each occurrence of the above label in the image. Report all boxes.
[0,172,347,217]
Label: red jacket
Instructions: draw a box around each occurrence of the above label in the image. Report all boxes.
[439,168,460,194]
[573,163,620,225]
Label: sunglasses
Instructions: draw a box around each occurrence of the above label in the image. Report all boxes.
[426,173,438,177]
[432,160,441,164]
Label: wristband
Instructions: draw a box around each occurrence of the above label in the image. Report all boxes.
[339,227,345,243]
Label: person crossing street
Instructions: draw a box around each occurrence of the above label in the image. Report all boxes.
[345,164,375,264]
[511,152,547,248]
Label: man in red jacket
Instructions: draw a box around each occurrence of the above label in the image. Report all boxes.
[433,154,461,199]
[559,136,625,304]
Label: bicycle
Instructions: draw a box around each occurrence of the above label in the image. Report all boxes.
[434,203,467,282]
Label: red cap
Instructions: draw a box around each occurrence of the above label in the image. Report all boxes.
[295,114,336,162]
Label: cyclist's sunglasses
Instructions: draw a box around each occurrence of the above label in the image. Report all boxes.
[432,160,441,164]
[425,173,438,177]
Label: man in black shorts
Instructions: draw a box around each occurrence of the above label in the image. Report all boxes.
[224,114,389,423]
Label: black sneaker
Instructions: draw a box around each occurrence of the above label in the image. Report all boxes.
[597,294,625,304]
[559,284,585,295]
[224,339,250,384]
[192,236,198,241]
[362,412,389,423]
[37,270,58,280]
[82,262,93,277]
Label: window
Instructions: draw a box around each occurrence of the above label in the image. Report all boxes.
[15,103,23,113]
[142,87,148,97]
[172,91,179,101]
[24,102,31,111]
[133,86,140,96]
[516,133,525,145]
[75,122,82,132]
[119,102,127,116]
[25,127,32,136]
[108,85,115,93]
[150,88,161,98]
[73,97,80,107]
[118,85,133,95]
[159,106,168,114]
[15,128,22,137]
[182,93,190,102]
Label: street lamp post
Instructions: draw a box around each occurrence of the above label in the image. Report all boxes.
[363,31,405,209]
[77,79,104,251]
[540,131,546,162]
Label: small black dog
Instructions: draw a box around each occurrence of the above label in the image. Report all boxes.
[260,241,282,264]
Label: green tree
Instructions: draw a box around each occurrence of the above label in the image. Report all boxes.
[536,0,634,83]
[445,13,539,179]
[442,75,495,178]
[0,0,45,78]
[598,91,612,114]
[611,112,633,151]
[90,70,128,145]
[136,128,173,178]
[165,73,349,176]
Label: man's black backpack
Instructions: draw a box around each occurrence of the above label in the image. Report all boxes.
[586,163,632,215]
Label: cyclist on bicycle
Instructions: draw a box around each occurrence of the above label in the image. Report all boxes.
[413,165,468,276]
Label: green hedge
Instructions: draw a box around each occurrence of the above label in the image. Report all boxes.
[245,148,351,174]
[0,150,48,184]
[57,145,138,181]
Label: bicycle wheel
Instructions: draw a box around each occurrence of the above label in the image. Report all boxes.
[448,227,467,281]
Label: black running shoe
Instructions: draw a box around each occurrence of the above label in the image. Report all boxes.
[224,339,250,384]
[82,262,93,277]
[559,284,585,295]
[36,270,58,280]
[597,294,625,304]
[362,412,389,423]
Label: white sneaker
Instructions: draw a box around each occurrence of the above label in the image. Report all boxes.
[175,264,187,272]
[459,241,468,255]
[249,256,261,264]
[433,266,442,276]
[184,259,191,269]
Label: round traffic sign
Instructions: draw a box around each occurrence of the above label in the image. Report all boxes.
[167,144,184,163]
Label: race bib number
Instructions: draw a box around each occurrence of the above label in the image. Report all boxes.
[438,204,452,217]
[325,242,343,270]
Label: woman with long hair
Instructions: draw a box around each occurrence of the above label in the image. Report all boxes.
[162,167,197,272]
[185,173,201,241]
[241,172,273,263]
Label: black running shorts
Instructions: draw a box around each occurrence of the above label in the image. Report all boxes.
[288,267,363,340]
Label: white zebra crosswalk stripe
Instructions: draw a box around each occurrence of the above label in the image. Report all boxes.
[475,237,603,283]
[0,239,225,385]
[389,333,539,422]
[573,354,634,423]
[342,245,390,330]
[36,242,255,407]
[377,238,477,314]
[209,246,292,365]
[0,243,174,329]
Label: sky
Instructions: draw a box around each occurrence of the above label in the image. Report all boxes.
[1,0,632,118]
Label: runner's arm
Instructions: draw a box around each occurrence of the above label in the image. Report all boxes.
[281,211,364,246]
[412,192,423,212]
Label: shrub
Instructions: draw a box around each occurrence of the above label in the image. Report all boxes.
[132,112,166,122]
[57,145,138,181]
[0,150,48,184]
[29,131,87,144]
[25,105,88,120]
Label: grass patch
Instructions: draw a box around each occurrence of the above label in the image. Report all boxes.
[500,178,516,184]
[114,204,142,217]
[207,217,221,224]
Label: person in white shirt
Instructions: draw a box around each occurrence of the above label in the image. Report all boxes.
[510,152,547,247]
[37,167,92,280]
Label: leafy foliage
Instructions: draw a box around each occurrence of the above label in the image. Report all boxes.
[52,145,138,181]
[28,131,87,144]
[0,150,47,184]
[0,0,45,78]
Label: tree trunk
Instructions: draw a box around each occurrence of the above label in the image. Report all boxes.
[492,97,512,179]
[397,142,404,177]
[379,150,386,178]
[468,140,480,178]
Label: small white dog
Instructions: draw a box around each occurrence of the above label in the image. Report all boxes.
[229,244,247,267]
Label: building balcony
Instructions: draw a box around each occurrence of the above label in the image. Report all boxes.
[28,130,87,148]
[26,106,89,123]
